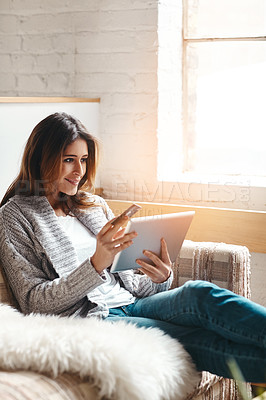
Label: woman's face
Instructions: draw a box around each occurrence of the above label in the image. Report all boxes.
[56,138,88,197]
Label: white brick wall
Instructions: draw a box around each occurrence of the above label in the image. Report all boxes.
[0,0,161,200]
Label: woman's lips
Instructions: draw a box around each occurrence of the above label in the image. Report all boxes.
[66,178,80,186]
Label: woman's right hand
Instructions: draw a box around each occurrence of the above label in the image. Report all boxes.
[90,216,137,274]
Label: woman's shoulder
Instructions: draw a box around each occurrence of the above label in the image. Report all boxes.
[0,196,36,237]
[0,195,23,215]
[0,196,49,223]
[75,191,107,206]
[90,194,113,218]
[73,192,114,223]
[1,195,46,210]
[74,192,111,213]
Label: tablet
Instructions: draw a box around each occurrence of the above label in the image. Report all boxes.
[110,211,195,273]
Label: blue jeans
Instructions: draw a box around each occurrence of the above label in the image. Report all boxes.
[106,280,266,383]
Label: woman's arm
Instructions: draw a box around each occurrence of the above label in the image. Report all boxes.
[0,205,106,316]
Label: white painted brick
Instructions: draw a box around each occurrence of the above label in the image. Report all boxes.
[0,15,18,34]
[99,9,157,31]
[0,73,16,90]
[0,0,12,10]
[100,1,157,11]
[100,132,157,172]
[75,31,131,53]
[76,52,157,74]
[100,174,160,203]
[100,114,136,135]
[100,172,160,202]
[35,54,74,73]
[34,54,62,72]
[52,33,75,53]
[134,112,158,133]
[72,12,101,32]
[22,35,53,53]
[0,54,12,72]
[17,74,47,92]
[76,30,157,53]
[134,30,158,50]
[19,13,73,34]
[9,0,45,11]
[134,73,157,93]
[0,35,21,52]
[63,0,98,12]
[75,73,135,93]
[46,73,74,93]
[10,0,95,13]
[103,93,157,114]
[61,54,75,71]
[11,54,35,73]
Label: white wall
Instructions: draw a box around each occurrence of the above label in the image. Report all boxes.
[0,0,160,196]
[0,101,100,200]
[0,0,265,306]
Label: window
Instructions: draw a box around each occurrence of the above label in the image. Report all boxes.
[182,0,266,181]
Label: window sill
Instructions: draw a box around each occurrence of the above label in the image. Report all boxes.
[164,172,266,188]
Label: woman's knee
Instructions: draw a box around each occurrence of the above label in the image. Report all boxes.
[183,279,216,290]
[181,280,218,301]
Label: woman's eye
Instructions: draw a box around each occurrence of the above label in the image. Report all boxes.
[63,157,87,163]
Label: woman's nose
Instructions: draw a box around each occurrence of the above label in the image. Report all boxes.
[74,161,83,175]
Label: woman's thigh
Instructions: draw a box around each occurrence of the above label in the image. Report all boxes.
[126,280,266,347]
[105,309,266,382]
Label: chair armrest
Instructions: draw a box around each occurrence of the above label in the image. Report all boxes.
[171,240,251,298]
[173,240,252,399]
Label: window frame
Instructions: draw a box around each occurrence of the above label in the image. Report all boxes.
[181,0,266,182]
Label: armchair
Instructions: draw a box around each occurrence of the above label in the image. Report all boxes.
[0,239,252,399]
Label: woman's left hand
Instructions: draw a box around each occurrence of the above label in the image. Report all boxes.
[136,238,172,283]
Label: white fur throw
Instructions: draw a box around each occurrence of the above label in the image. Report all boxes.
[0,303,199,400]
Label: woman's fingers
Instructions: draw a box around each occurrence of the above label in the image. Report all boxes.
[135,238,172,283]
[99,215,129,238]
[91,225,137,273]
[160,238,172,265]
[112,227,126,240]
[112,231,137,250]
[136,259,169,283]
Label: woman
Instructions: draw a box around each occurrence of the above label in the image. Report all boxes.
[0,112,265,383]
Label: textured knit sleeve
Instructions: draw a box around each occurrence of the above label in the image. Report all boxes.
[0,201,106,316]
[117,269,173,298]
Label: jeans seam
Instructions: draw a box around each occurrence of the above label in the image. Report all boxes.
[165,311,264,346]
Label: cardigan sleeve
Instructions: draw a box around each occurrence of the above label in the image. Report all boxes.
[0,203,106,316]
[117,269,173,298]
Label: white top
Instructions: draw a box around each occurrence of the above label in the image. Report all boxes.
[57,215,135,308]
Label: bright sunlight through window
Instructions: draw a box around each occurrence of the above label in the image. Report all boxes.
[159,0,266,183]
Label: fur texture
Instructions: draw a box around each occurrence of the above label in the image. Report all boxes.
[0,303,200,400]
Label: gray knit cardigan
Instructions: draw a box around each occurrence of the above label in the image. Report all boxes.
[0,195,172,317]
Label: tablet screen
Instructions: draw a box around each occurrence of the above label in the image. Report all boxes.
[110,211,195,273]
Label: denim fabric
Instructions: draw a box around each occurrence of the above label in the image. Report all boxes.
[106,280,266,383]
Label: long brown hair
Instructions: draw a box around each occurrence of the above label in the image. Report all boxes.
[1,112,99,208]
